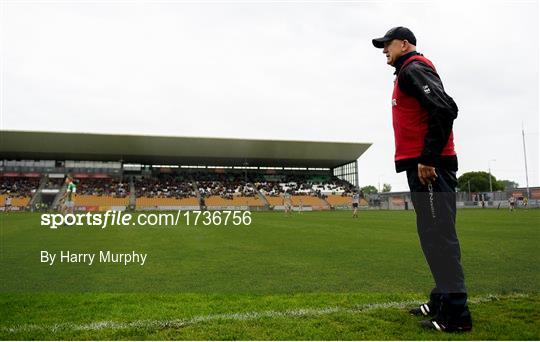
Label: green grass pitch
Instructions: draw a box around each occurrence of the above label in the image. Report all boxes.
[1,209,539,340]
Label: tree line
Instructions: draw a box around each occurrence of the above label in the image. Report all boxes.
[359,172,518,194]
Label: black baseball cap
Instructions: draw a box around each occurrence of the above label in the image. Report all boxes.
[372,26,416,48]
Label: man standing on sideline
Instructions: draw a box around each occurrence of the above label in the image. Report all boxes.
[372,27,472,332]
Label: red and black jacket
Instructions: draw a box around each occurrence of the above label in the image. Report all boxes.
[392,51,458,172]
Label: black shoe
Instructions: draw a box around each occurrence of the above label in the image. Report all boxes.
[419,307,473,333]
[409,302,437,317]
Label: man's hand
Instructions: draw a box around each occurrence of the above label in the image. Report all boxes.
[418,163,437,185]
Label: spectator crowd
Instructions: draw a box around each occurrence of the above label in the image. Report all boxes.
[0,177,40,197]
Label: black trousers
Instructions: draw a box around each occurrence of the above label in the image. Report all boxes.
[406,168,467,307]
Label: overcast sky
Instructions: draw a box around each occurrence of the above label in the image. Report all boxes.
[1,0,538,191]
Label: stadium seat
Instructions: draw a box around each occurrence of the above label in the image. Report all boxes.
[74,195,129,206]
[326,195,352,206]
[291,195,327,207]
[0,195,31,207]
[204,196,264,206]
[326,195,368,207]
[135,197,199,207]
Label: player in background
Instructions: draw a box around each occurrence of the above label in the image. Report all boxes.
[283,191,292,216]
[352,191,360,218]
[4,194,12,212]
[60,176,76,214]
[508,196,516,212]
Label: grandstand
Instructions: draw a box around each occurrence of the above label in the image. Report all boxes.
[0,130,371,212]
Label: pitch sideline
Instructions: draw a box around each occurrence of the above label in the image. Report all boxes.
[2,293,529,334]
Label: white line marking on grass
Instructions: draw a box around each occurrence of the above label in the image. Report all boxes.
[1,293,529,334]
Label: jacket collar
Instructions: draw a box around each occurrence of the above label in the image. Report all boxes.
[393,51,420,75]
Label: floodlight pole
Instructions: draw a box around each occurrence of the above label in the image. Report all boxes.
[522,125,530,199]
